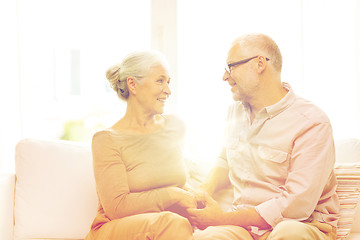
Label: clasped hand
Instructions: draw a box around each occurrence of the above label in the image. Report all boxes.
[183,189,224,230]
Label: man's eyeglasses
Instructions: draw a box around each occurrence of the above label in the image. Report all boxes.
[225,56,270,73]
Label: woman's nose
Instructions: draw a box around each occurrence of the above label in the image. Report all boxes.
[163,83,171,95]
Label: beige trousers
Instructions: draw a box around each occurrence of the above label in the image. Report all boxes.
[193,220,337,240]
[87,211,194,240]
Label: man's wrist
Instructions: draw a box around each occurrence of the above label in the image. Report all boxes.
[199,182,214,196]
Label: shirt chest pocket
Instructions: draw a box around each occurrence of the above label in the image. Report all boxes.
[257,145,289,180]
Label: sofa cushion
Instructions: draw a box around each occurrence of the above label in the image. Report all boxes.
[0,173,15,240]
[14,138,97,240]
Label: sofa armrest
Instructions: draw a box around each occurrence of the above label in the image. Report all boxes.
[0,173,15,240]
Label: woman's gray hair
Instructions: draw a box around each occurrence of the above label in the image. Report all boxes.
[106,50,169,101]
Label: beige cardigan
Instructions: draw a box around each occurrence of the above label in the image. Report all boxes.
[88,115,187,232]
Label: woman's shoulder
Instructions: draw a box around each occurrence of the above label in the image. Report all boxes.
[92,129,114,145]
[163,114,185,127]
[93,128,113,137]
[93,115,186,139]
[163,114,186,135]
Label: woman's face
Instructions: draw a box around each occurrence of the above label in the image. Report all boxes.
[135,64,171,115]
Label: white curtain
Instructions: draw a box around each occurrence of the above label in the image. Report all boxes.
[0,0,21,173]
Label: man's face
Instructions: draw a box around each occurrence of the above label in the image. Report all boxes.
[223,44,259,102]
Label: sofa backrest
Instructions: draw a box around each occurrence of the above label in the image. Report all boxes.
[14,138,97,240]
[13,138,360,239]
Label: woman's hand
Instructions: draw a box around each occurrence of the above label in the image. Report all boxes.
[187,192,224,230]
[168,187,197,209]
[165,187,197,223]
[185,188,207,209]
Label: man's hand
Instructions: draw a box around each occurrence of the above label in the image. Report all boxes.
[187,192,224,230]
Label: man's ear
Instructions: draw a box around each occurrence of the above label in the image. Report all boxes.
[257,56,267,74]
[127,76,137,94]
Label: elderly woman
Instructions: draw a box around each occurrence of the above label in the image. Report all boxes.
[85,50,196,240]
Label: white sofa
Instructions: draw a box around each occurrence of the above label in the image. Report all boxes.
[0,138,359,240]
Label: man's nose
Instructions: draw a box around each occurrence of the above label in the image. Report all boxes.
[223,70,230,81]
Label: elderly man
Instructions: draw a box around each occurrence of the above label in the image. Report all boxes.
[188,33,339,240]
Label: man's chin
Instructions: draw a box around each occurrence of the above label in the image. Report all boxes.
[232,93,242,102]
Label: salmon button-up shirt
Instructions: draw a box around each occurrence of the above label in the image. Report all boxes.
[216,83,339,232]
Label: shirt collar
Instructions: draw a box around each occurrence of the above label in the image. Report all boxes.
[263,82,296,118]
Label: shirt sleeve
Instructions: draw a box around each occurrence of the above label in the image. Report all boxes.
[255,121,336,227]
[215,103,236,170]
[215,147,229,170]
[92,131,176,220]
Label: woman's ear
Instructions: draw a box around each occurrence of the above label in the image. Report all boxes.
[127,76,137,95]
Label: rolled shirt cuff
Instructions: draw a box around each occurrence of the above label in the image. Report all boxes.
[255,199,284,228]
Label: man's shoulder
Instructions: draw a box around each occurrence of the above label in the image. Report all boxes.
[291,95,331,124]
[225,101,246,119]
[228,101,245,112]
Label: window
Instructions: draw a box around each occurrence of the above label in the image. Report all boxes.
[1,0,359,173]
[17,0,151,142]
